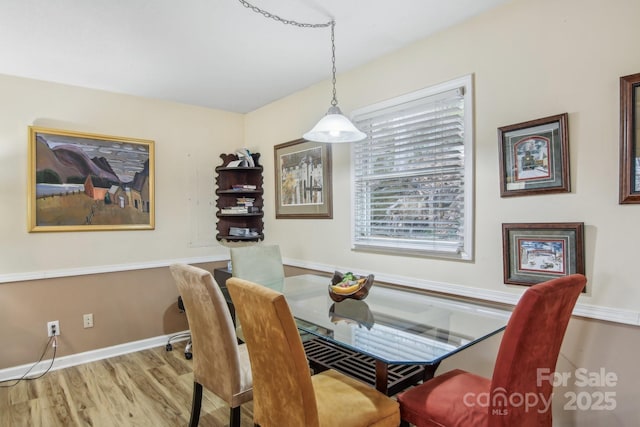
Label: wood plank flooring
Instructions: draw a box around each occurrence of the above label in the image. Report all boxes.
[0,341,255,427]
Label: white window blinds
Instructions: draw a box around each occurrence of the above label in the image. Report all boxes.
[351,76,473,259]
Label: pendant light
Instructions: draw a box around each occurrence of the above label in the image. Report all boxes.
[303,21,366,143]
[238,0,366,143]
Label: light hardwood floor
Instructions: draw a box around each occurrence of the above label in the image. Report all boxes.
[0,341,255,426]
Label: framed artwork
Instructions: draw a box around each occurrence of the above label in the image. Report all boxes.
[28,126,155,232]
[502,222,585,288]
[274,138,332,219]
[498,113,570,197]
[619,72,640,203]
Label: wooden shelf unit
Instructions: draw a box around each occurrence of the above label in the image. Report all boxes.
[215,153,264,242]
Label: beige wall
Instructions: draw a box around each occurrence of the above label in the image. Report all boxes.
[1,0,639,424]
[246,0,640,314]
[242,0,640,424]
[0,74,242,274]
[0,75,242,365]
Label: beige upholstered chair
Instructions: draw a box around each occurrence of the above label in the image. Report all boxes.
[227,277,400,427]
[169,264,253,427]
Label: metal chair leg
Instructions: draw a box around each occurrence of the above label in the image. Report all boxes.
[189,382,203,427]
[230,405,241,427]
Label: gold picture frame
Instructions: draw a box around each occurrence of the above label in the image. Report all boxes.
[28,126,155,232]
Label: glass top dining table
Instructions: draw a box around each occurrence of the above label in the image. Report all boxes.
[278,274,512,394]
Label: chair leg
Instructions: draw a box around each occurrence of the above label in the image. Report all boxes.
[230,405,241,427]
[189,382,203,427]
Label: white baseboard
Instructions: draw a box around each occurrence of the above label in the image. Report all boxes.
[0,331,190,382]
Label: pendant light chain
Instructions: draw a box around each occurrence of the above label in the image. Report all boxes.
[237,0,332,28]
[330,21,338,107]
[237,0,338,107]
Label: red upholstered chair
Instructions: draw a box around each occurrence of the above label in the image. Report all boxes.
[397,274,586,427]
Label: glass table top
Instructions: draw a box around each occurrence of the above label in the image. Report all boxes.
[279,274,512,365]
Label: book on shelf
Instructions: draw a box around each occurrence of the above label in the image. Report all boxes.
[231,184,257,190]
[221,206,260,214]
[221,207,248,214]
[236,197,255,206]
[229,227,260,237]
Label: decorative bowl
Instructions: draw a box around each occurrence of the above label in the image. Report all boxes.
[328,271,375,302]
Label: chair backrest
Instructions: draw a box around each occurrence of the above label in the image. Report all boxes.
[230,244,284,288]
[169,263,248,404]
[489,274,586,426]
[226,277,320,427]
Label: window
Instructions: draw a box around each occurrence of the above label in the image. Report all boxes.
[351,75,474,260]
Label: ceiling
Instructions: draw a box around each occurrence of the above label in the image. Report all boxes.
[0,0,511,113]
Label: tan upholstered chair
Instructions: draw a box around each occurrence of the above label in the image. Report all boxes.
[227,277,400,427]
[170,264,253,427]
[230,244,285,288]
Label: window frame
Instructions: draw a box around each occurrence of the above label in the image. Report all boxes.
[349,74,474,260]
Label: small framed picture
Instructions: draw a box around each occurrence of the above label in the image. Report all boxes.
[274,138,332,219]
[502,222,585,288]
[498,113,570,197]
[619,72,640,203]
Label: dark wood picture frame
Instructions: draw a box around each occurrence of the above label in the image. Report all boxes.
[498,113,570,197]
[502,222,585,289]
[619,72,640,203]
[274,138,333,219]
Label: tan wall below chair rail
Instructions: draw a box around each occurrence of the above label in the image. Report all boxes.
[0,261,226,370]
[1,264,638,425]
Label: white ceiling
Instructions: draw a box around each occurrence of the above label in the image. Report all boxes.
[0,0,510,113]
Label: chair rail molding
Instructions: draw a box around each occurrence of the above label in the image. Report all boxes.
[0,255,228,284]
[283,258,640,327]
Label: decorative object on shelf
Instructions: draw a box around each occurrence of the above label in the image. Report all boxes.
[274,138,332,219]
[619,72,640,204]
[215,152,264,242]
[502,222,585,289]
[498,113,570,197]
[237,0,365,143]
[328,271,375,302]
[27,126,155,232]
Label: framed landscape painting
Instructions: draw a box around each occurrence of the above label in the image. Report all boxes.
[502,222,585,289]
[28,126,155,232]
[274,138,332,219]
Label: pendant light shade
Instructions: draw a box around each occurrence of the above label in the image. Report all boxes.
[303,106,366,143]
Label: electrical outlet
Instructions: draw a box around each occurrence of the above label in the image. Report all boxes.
[47,320,60,337]
[83,313,94,328]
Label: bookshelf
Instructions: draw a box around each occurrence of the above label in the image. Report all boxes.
[215,152,264,241]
